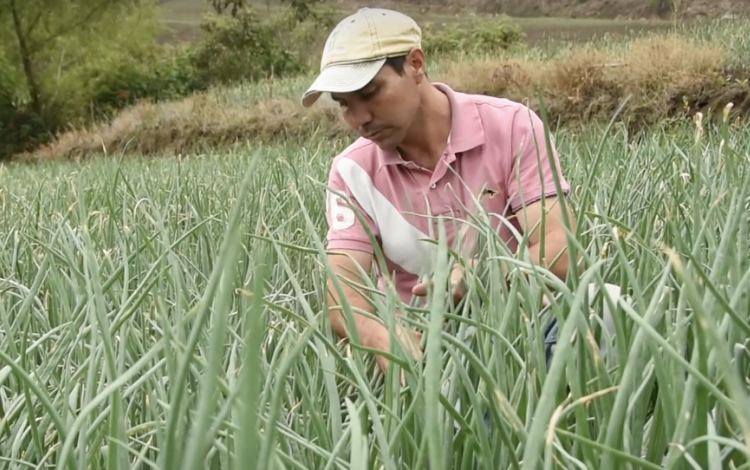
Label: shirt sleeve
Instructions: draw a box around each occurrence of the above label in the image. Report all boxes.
[506,105,571,213]
[325,160,379,254]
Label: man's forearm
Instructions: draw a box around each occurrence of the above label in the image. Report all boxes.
[326,281,388,348]
[528,231,581,281]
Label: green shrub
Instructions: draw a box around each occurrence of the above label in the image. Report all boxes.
[36,8,166,125]
[0,105,50,161]
[190,7,306,86]
[0,4,185,159]
[0,53,50,160]
[422,16,526,55]
[0,1,341,160]
[87,45,207,118]
[280,3,339,68]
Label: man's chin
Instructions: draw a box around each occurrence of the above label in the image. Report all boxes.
[373,139,396,150]
[369,134,400,151]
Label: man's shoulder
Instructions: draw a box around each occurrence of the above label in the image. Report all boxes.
[453,89,549,139]
[332,137,376,162]
[329,137,380,176]
[462,91,530,122]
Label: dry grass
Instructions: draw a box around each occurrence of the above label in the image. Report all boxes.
[446,36,742,132]
[18,34,749,161]
[24,95,349,160]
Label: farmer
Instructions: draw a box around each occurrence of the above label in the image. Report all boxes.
[301,7,622,375]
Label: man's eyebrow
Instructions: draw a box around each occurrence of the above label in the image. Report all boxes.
[330,79,379,101]
[356,78,378,93]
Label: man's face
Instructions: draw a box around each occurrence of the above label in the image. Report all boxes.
[330,55,423,151]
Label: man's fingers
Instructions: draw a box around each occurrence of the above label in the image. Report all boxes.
[414,263,465,298]
[375,356,387,373]
[377,355,415,388]
[412,280,429,296]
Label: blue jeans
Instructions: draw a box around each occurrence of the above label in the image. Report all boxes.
[543,315,560,370]
[447,314,561,434]
[478,316,559,431]
[474,282,624,434]
[455,284,628,431]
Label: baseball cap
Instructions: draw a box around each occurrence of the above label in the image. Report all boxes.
[300,8,422,108]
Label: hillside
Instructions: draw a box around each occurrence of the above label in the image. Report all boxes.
[373,0,748,19]
[6,0,749,161]
[156,0,746,46]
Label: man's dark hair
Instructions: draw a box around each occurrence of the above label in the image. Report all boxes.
[384,54,428,78]
[385,55,407,75]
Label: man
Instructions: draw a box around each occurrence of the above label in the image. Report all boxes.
[301,7,621,375]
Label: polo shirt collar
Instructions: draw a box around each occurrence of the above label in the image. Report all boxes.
[377,82,485,168]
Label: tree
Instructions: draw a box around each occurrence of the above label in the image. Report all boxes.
[0,0,162,159]
[0,0,156,122]
[208,0,247,17]
[208,0,328,21]
[283,0,328,22]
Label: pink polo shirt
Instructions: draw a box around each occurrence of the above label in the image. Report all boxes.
[325,82,570,304]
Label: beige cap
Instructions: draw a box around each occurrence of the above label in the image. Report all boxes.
[301,8,422,107]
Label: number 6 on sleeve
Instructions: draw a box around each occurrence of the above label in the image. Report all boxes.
[327,191,357,231]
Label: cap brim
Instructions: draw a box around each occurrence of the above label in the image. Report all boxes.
[301,58,386,107]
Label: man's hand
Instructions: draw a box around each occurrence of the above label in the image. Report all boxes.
[372,325,423,385]
[411,260,477,304]
[326,249,423,385]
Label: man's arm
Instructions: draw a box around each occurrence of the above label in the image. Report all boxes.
[326,248,422,374]
[325,248,385,347]
[507,105,583,281]
[516,196,581,280]
[414,106,580,300]
[323,169,384,346]
[323,163,421,372]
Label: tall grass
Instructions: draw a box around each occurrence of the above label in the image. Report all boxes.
[1,106,750,469]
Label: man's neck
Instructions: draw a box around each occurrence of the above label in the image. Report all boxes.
[397,85,452,170]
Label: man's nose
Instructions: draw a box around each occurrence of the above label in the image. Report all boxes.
[345,102,373,130]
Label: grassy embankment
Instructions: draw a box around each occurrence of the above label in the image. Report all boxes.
[1,15,750,470]
[20,16,750,161]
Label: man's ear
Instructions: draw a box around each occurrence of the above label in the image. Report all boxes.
[406,47,427,83]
